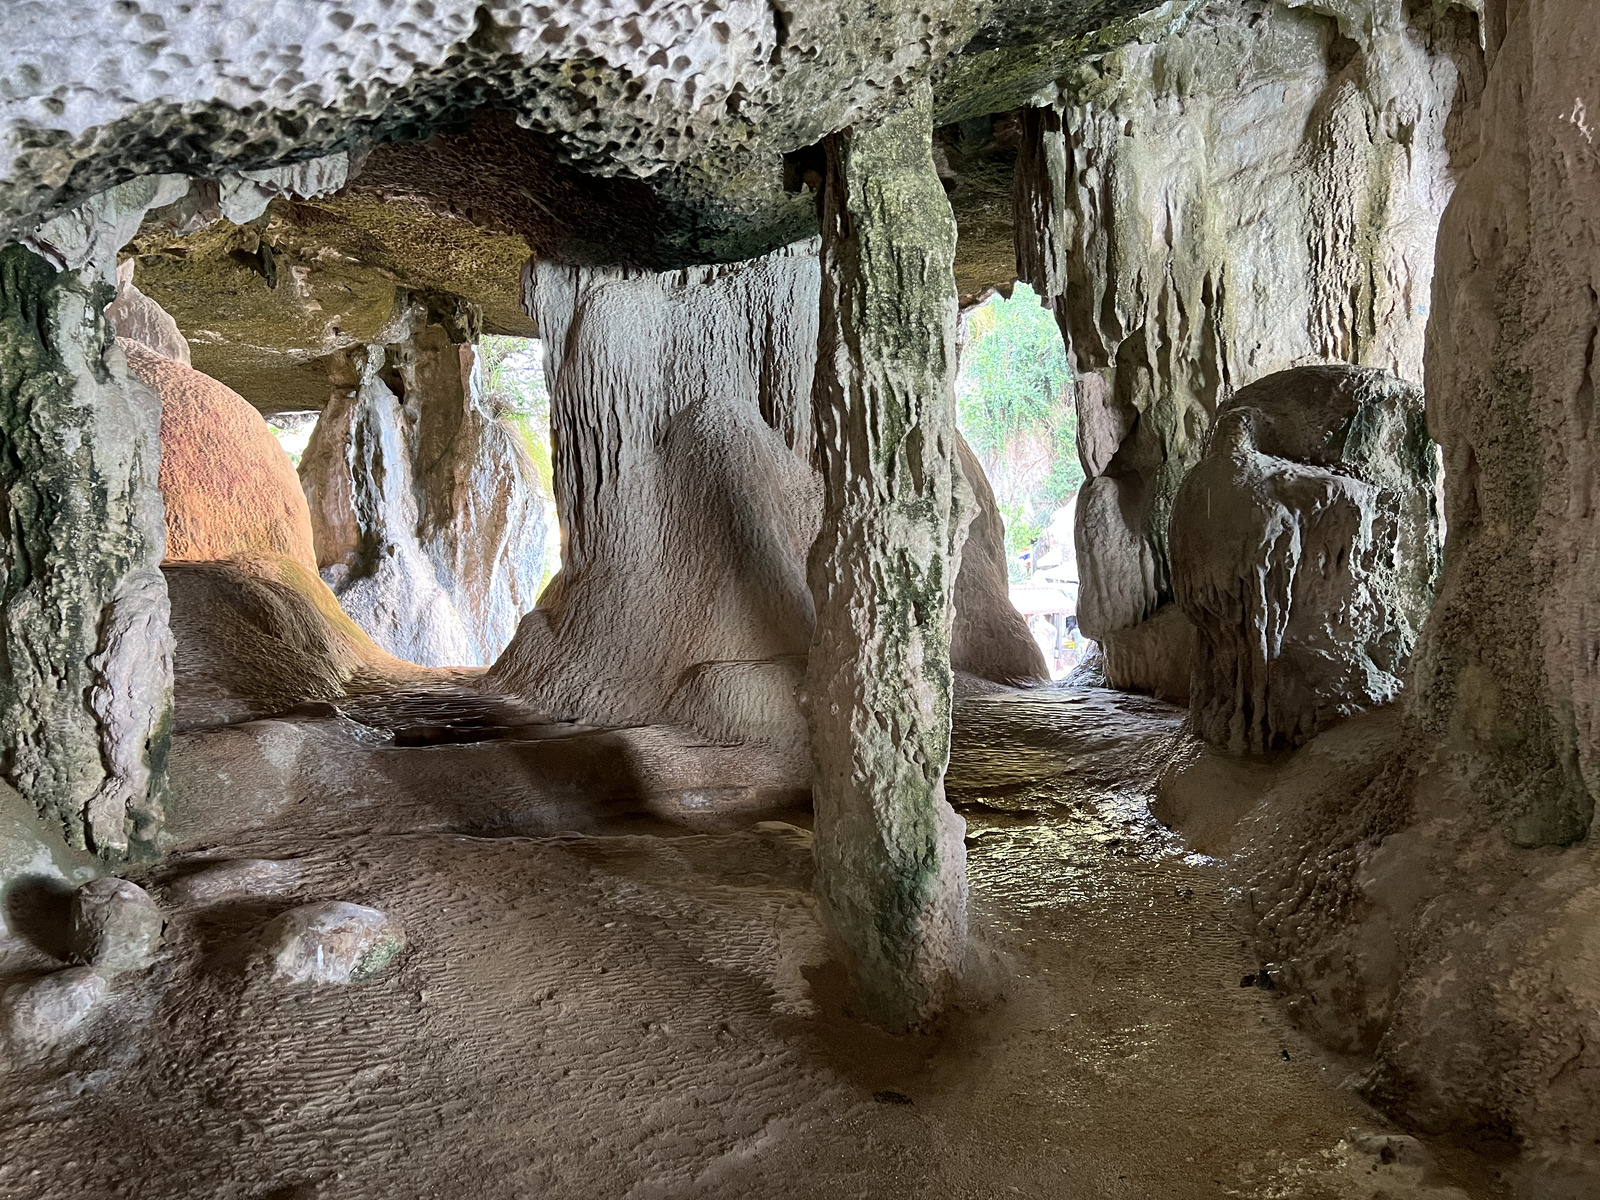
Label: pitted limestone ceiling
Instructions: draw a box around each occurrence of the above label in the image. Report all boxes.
[5,0,1176,268]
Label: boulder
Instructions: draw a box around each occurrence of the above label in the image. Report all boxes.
[254,902,405,985]
[1170,365,1441,753]
[120,338,320,575]
[4,968,107,1052]
[68,878,163,973]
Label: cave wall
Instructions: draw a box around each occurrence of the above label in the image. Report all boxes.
[301,310,547,668]
[0,247,171,856]
[1015,0,1482,693]
[1412,0,1600,848]
[1199,0,1600,1161]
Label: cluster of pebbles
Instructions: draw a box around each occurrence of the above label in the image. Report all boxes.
[3,862,404,1056]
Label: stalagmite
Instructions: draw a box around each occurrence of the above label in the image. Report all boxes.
[805,85,970,1027]
[0,246,171,855]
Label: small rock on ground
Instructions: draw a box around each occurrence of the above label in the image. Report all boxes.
[5,968,107,1052]
[167,858,302,906]
[254,902,405,985]
[69,878,163,974]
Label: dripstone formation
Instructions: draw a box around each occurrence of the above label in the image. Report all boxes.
[0,0,1597,1180]
[1172,365,1441,754]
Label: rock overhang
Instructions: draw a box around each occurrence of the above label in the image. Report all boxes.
[3,0,1179,271]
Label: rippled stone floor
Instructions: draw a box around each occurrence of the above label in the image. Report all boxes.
[0,686,1502,1199]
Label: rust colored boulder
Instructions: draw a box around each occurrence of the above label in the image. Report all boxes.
[119,339,318,574]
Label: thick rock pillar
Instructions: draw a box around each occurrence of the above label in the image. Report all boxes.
[806,86,970,1028]
[0,245,171,854]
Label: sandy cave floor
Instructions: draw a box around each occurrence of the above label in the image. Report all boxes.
[0,687,1512,1200]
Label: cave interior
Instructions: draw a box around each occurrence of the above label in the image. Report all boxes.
[1,1,1597,1197]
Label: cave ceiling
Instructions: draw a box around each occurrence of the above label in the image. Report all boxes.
[10,0,1206,409]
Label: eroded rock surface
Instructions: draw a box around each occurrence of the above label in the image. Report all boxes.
[805,86,970,1028]
[1171,365,1441,753]
[1412,0,1600,848]
[491,239,1038,772]
[489,242,823,762]
[167,859,303,908]
[1014,0,1481,694]
[164,555,429,731]
[0,245,172,854]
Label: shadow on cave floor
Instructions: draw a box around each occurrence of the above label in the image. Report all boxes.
[0,685,1511,1200]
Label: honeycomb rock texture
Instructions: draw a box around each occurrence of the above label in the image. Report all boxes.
[119,341,320,576]
[1170,366,1441,754]
[1014,0,1482,693]
[300,313,547,668]
[0,0,1158,267]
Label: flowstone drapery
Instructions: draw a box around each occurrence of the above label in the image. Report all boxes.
[0,246,171,855]
[805,86,970,1028]
[301,310,547,668]
[1013,0,1480,696]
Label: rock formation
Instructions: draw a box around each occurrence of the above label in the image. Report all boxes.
[163,555,429,731]
[1412,0,1600,849]
[490,239,1040,767]
[0,246,171,856]
[488,243,823,758]
[300,310,548,668]
[120,341,320,575]
[805,86,970,1027]
[1171,365,1441,753]
[1014,0,1481,695]
[952,436,1050,687]
[1189,0,1600,1165]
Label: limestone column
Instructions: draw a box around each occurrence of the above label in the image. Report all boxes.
[0,245,172,855]
[805,85,971,1028]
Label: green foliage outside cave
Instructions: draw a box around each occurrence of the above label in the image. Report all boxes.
[955,288,1082,582]
[479,334,554,496]
[479,334,561,594]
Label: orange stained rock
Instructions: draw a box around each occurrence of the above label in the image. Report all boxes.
[121,338,319,574]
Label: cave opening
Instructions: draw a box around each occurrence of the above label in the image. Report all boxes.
[0,1,1594,1196]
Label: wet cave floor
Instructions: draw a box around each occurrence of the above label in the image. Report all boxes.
[0,687,1506,1200]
